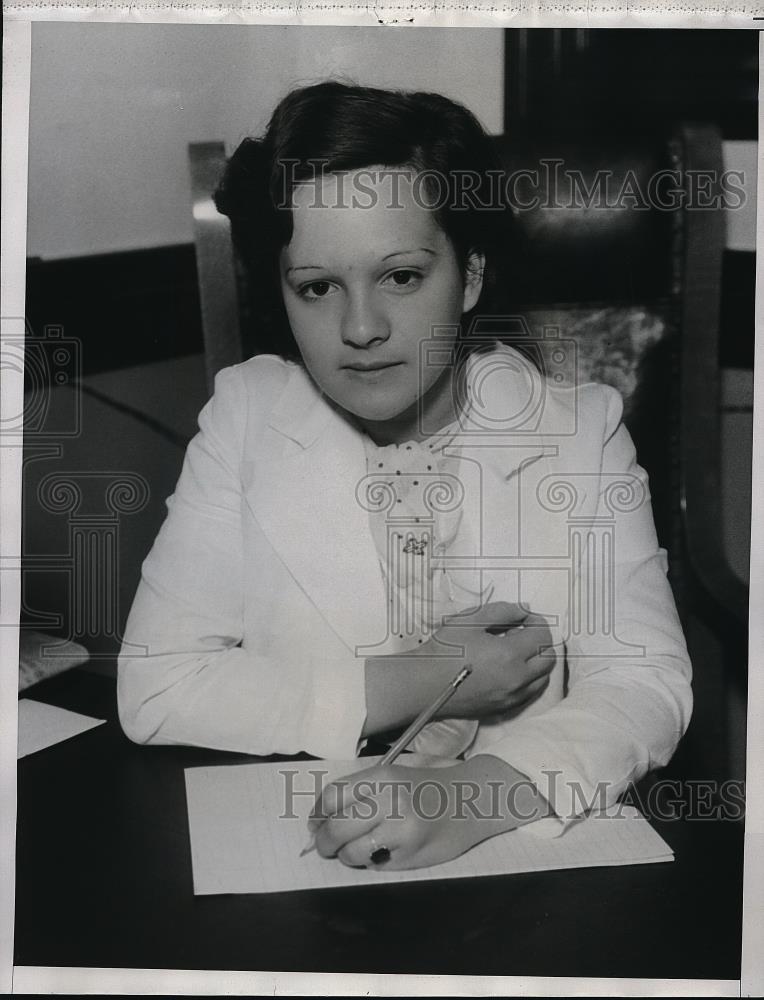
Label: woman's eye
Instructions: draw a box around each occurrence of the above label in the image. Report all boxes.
[300,280,334,300]
[384,269,422,291]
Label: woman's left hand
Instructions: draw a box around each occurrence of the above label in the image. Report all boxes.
[309,755,551,870]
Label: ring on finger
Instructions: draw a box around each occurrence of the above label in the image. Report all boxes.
[368,833,392,866]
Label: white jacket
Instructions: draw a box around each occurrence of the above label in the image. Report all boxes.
[118,344,692,823]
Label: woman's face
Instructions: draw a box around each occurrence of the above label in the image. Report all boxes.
[279,169,483,443]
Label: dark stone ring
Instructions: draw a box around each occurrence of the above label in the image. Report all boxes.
[369,836,392,866]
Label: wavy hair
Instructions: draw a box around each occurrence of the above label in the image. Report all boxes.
[214,81,510,361]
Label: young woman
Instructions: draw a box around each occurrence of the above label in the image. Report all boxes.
[118,82,692,870]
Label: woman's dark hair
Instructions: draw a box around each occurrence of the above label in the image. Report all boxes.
[214,81,510,361]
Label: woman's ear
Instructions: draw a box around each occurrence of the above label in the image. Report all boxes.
[462,251,485,314]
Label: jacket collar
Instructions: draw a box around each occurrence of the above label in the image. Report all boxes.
[265,343,558,474]
[248,343,561,653]
[266,362,336,449]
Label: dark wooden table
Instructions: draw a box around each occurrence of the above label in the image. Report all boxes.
[15,669,743,978]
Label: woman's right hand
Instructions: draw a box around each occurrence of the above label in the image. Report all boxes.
[420,601,555,719]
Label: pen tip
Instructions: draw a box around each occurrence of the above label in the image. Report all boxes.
[299,842,315,858]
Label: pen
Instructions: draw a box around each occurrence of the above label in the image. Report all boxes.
[299,665,472,857]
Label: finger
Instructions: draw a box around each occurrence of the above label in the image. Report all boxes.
[516,672,551,701]
[336,827,397,869]
[308,780,342,831]
[444,600,530,630]
[310,765,388,839]
[314,810,380,859]
[523,612,554,635]
[523,648,557,682]
[309,771,371,830]
[497,620,553,662]
[503,672,551,713]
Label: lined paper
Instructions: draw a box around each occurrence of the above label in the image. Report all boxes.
[185,759,673,895]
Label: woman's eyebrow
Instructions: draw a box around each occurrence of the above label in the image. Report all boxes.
[287,248,436,274]
[383,248,436,261]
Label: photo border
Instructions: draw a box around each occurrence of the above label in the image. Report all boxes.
[1,8,761,997]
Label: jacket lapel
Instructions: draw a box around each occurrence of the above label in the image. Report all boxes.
[244,365,388,653]
[449,346,567,619]
[243,345,571,651]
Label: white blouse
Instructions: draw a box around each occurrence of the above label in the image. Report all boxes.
[362,422,484,758]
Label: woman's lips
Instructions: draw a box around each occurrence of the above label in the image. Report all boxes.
[344,362,403,375]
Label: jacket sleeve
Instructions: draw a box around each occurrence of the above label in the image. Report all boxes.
[469,384,693,831]
[117,364,367,758]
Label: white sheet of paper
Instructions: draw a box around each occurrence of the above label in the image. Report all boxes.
[17,698,105,759]
[185,759,674,895]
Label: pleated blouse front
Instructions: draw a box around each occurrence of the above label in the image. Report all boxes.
[361,420,488,757]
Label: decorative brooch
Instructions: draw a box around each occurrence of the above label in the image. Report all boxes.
[402,535,429,556]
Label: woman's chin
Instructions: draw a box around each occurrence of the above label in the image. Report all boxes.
[333,390,415,426]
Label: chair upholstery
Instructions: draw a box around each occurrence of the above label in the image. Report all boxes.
[494,126,746,628]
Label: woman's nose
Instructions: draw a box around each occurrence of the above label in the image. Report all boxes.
[340,292,390,348]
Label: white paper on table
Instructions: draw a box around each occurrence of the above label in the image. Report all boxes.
[17,698,105,758]
[184,758,674,895]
